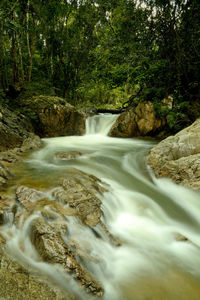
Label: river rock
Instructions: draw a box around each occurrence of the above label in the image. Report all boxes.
[16,186,46,208]
[0,162,12,185]
[0,196,16,225]
[14,187,104,296]
[55,152,82,160]
[0,135,42,163]
[0,245,76,300]
[78,106,97,117]
[147,119,200,191]
[13,169,109,297]
[109,101,166,137]
[109,108,139,137]
[0,134,42,188]
[30,218,103,296]
[54,168,108,227]
[19,95,86,137]
[0,106,34,151]
[1,167,121,299]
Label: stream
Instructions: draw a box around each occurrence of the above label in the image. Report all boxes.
[1,114,200,300]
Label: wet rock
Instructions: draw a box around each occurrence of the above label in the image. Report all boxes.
[78,106,97,117]
[69,239,101,264]
[174,233,189,242]
[16,186,45,208]
[109,101,166,137]
[54,185,102,227]
[0,246,76,300]
[174,233,200,249]
[0,106,34,151]
[12,181,104,296]
[21,134,42,151]
[19,96,86,137]
[15,187,76,223]
[0,196,16,225]
[54,169,108,227]
[99,220,121,247]
[0,161,13,185]
[3,169,119,299]
[56,152,82,160]
[0,134,42,188]
[135,101,165,135]
[0,149,21,163]
[0,135,42,164]
[30,217,103,296]
[147,119,200,191]
[109,108,139,138]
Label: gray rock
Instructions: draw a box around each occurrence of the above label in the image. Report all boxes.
[0,107,34,151]
[109,101,166,137]
[30,218,103,296]
[19,96,86,137]
[147,119,200,191]
[54,168,107,227]
[0,244,76,300]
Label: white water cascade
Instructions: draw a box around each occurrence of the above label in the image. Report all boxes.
[1,114,200,300]
[85,113,118,135]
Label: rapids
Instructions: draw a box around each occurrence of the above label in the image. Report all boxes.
[1,114,200,300]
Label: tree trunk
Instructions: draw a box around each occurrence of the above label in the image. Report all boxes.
[11,33,18,84]
[26,0,35,83]
[0,20,5,89]
[17,34,25,85]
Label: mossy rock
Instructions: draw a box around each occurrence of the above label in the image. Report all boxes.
[19,95,86,137]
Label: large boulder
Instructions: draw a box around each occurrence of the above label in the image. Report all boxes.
[20,96,86,137]
[0,105,43,187]
[109,101,166,137]
[147,119,200,191]
[0,106,34,151]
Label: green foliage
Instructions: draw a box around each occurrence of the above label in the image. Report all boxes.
[0,0,199,132]
[21,81,56,98]
[166,100,189,132]
[0,89,9,106]
[76,82,128,108]
[143,87,166,102]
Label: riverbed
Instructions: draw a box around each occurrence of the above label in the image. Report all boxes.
[1,114,200,300]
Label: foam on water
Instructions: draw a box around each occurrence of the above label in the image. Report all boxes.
[1,113,200,300]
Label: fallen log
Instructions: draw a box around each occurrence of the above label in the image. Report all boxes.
[97,108,125,114]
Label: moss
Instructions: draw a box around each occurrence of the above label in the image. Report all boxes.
[21,95,70,109]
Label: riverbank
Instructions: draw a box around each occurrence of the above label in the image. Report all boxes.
[148,119,200,192]
[1,114,200,300]
[0,96,87,188]
[1,94,200,192]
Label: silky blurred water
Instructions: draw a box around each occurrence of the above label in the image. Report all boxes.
[2,114,200,300]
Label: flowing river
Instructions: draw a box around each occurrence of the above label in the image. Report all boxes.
[1,114,200,300]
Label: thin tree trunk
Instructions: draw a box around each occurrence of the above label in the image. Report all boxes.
[17,34,25,85]
[0,20,5,89]
[0,23,8,90]
[29,32,36,82]
[11,33,18,84]
[26,0,33,82]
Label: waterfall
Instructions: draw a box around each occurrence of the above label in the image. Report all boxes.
[85,113,118,135]
[1,114,200,300]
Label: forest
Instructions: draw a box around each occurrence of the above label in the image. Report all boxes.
[0,0,200,130]
[1,2,200,299]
